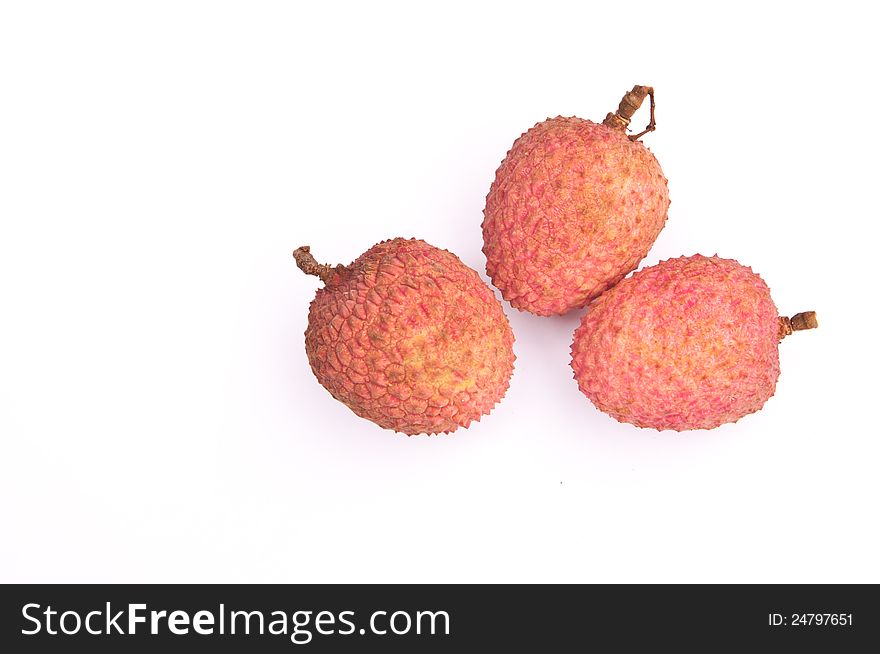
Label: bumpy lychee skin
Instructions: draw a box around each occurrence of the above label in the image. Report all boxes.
[483,112,669,316]
[570,255,817,431]
[296,238,515,435]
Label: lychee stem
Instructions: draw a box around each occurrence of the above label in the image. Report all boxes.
[602,85,656,141]
[293,246,343,284]
[778,311,819,340]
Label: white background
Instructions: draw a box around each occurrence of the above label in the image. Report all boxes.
[2,1,878,583]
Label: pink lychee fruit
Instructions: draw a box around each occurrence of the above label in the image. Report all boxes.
[570,255,817,431]
[483,85,670,316]
[294,238,515,435]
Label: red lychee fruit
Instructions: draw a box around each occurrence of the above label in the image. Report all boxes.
[294,238,515,435]
[483,85,670,316]
[570,255,817,431]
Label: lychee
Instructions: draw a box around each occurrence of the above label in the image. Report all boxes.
[570,255,817,431]
[294,238,515,435]
[483,85,670,315]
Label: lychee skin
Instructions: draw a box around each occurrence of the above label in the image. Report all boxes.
[570,255,781,431]
[483,117,670,316]
[305,238,515,435]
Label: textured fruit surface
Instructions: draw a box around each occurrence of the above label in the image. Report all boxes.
[304,238,515,435]
[571,255,780,431]
[483,117,669,315]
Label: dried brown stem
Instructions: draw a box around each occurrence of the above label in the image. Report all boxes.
[778,311,819,340]
[602,84,656,141]
[293,246,343,284]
